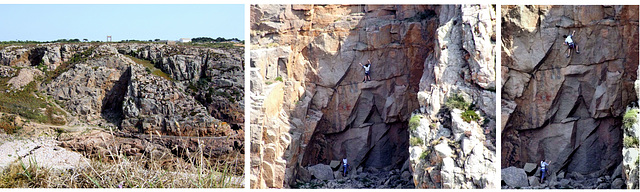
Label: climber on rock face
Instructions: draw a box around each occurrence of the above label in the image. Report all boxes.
[342,158,349,177]
[359,60,371,82]
[563,30,580,58]
[540,160,550,183]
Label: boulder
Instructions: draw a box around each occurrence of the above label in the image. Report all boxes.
[434,142,453,158]
[308,164,334,180]
[611,178,625,189]
[523,163,538,175]
[528,176,540,187]
[7,68,43,90]
[557,179,571,189]
[501,166,529,188]
[330,160,341,169]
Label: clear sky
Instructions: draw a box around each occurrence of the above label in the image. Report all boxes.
[0,4,244,42]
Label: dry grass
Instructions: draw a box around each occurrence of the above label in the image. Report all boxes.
[0,135,242,188]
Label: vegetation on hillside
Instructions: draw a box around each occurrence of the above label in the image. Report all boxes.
[123,55,174,81]
[0,79,65,125]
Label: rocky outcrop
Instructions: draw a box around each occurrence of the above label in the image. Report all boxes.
[623,119,639,189]
[121,64,234,137]
[0,136,89,171]
[250,4,496,189]
[7,68,43,90]
[0,44,89,70]
[0,65,16,78]
[409,5,497,189]
[1,42,244,175]
[46,47,132,125]
[116,44,244,128]
[501,5,639,189]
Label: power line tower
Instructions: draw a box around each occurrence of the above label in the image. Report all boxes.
[107,36,112,42]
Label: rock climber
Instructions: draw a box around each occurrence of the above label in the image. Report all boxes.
[342,158,349,177]
[563,30,580,58]
[359,60,371,82]
[540,160,550,183]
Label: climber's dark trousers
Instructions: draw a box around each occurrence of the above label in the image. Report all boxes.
[343,165,347,176]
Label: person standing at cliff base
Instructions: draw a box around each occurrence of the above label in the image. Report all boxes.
[342,158,349,177]
[563,30,580,58]
[359,60,371,82]
[540,160,550,183]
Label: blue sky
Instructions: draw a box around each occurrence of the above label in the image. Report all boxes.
[0,4,244,41]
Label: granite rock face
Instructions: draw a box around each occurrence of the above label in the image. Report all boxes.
[116,44,245,130]
[501,5,639,189]
[1,42,244,174]
[250,4,496,189]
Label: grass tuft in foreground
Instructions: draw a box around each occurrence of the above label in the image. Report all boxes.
[0,138,241,188]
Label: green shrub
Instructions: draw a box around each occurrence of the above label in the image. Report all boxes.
[419,150,430,160]
[623,109,639,131]
[409,115,422,131]
[410,137,423,146]
[36,61,47,72]
[461,110,480,123]
[623,136,639,148]
[275,76,283,82]
[445,93,469,110]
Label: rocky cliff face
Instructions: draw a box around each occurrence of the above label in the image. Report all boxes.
[0,42,244,174]
[250,4,496,189]
[410,5,497,189]
[117,44,244,130]
[501,5,639,189]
